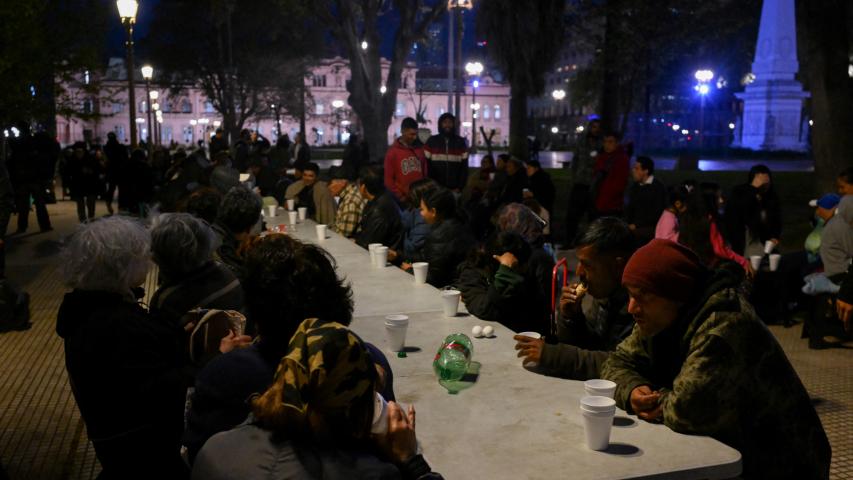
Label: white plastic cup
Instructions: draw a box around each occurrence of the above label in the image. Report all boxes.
[267,205,277,218]
[288,211,298,226]
[441,289,461,317]
[489,172,496,181]
[584,379,617,399]
[581,408,615,451]
[769,253,781,272]
[580,395,617,413]
[413,262,428,285]
[298,207,307,221]
[368,243,382,266]
[316,224,327,242]
[374,246,389,268]
[286,199,295,211]
[750,255,762,271]
[384,314,409,352]
[517,331,542,368]
[764,240,776,255]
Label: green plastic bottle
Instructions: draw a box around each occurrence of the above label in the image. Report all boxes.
[433,333,474,382]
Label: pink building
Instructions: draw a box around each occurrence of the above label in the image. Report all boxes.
[56,57,510,149]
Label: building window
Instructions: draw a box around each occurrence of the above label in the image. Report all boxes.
[111,102,123,114]
[312,75,327,87]
[315,103,325,115]
[204,101,215,113]
[161,100,171,113]
[83,99,94,114]
[403,77,408,89]
[437,106,445,119]
[494,105,501,119]
[114,125,125,142]
[483,105,490,120]
[163,125,173,144]
[180,99,192,113]
[183,126,193,143]
[395,103,404,117]
[140,101,148,113]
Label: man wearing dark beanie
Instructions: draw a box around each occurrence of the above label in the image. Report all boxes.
[603,239,831,479]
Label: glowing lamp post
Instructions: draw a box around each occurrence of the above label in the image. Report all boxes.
[141,65,154,153]
[694,69,714,149]
[116,0,139,147]
[465,61,483,151]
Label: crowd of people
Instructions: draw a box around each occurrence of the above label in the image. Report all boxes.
[0,113,848,479]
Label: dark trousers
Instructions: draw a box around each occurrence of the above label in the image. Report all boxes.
[76,196,97,222]
[104,182,117,213]
[15,182,52,232]
[564,183,591,245]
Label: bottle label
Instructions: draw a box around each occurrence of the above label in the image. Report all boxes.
[434,341,470,362]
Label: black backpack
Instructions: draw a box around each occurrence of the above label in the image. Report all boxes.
[0,280,30,333]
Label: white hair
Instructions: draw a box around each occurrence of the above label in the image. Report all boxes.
[60,216,151,293]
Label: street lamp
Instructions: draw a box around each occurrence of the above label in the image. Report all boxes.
[270,103,281,137]
[331,100,346,144]
[361,41,368,51]
[448,0,474,115]
[116,0,139,147]
[141,64,154,153]
[551,89,566,101]
[465,61,483,151]
[694,69,714,149]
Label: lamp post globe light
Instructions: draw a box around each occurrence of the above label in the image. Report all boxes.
[141,65,154,153]
[447,0,474,115]
[465,61,483,151]
[551,89,566,101]
[116,0,139,147]
[694,69,714,149]
[331,100,345,144]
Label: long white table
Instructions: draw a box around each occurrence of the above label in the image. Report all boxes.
[276,216,743,479]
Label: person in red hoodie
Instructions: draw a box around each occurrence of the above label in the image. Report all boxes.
[591,131,630,217]
[384,117,427,205]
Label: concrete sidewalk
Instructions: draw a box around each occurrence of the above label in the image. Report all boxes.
[0,199,849,479]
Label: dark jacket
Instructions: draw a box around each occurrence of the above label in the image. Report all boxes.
[538,287,634,380]
[625,176,668,242]
[724,183,782,255]
[103,138,128,184]
[67,152,104,198]
[252,165,279,199]
[56,290,189,478]
[424,117,468,190]
[408,217,475,288]
[150,261,244,327]
[356,192,403,250]
[457,263,549,334]
[400,209,430,259]
[120,156,155,213]
[212,223,247,281]
[601,269,831,479]
[209,164,240,195]
[192,422,441,480]
[527,169,556,214]
[489,170,527,208]
[840,263,853,305]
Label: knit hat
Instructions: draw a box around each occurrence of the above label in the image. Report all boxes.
[622,239,705,303]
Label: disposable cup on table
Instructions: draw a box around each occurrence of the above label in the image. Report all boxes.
[517,331,542,368]
[368,243,382,266]
[288,211,298,226]
[584,379,617,399]
[316,224,327,242]
[298,207,307,221]
[768,253,781,272]
[441,289,461,317]
[764,240,776,255]
[412,262,428,285]
[286,199,295,211]
[374,246,389,268]
[384,314,409,352]
[267,205,277,218]
[581,408,616,451]
[749,255,762,271]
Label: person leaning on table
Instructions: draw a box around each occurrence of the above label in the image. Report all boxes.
[601,239,831,479]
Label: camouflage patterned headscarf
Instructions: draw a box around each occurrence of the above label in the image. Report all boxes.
[252,318,376,443]
[497,203,544,244]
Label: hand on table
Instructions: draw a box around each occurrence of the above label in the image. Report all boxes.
[513,334,545,364]
[559,283,585,318]
[745,263,756,281]
[401,262,412,271]
[375,402,418,464]
[387,249,398,262]
[493,252,519,269]
[837,299,853,332]
[219,329,253,354]
[630,385,663,422]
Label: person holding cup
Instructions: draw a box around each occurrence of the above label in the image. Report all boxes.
[601,239,830,479]
[355,167,403,250]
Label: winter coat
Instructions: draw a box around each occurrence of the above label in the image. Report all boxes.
[724,183,783,255]
[400,209,430,259]
[456,263,548,334]
[192,421,442,480]
[408,217,475,288]
[285,180,337,226]
[820,195,853,278]
[424,125,468,190]
[601,269,831,479]
[539,287,633,380]
[150,261,244,328]
[527,169,556,214]
[592,148,629,213]
[56,290,189,478]
[212,223,247,281]
[383,139,426,203]
[67,152,104,198]
[626,176,667,233]
[356,192,403,250]
[572,135,602,186]
[103,139,128,184]
[209,164,240,195]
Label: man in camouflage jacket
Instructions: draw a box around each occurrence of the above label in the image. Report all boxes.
[602,239,831,479]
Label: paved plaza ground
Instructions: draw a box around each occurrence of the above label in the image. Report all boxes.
[0,199,850,479]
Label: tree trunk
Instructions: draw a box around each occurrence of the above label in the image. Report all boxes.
[600,6,621,133]
[798,0,853,191]
[509,84,528,160]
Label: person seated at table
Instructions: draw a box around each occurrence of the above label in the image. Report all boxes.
[654,184,689,241]
[494,202,554,302]
[56,217,246,479]
[392,178,437,261]
[149,213,244,328]
[247,157,279,202]
[212,186,262,280]
[184,187,222,225]
[625,156,667,246]
[457,231,549,334]
[514,217,635,380]
[601,239,831,479]
[462,153,494,207]
[184,234,397,464]
[401,187,475,287]
[207,150,240,195]
[328,166,367,239]
[356,166,403,250]
[838,167,853,195]
[724,164,783,257]
[192,318,441,480]
[679,184,753,278]
[284,162,336,226]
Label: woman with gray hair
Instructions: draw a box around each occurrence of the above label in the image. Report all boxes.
[150,213,244,327]
[56,216,190,478]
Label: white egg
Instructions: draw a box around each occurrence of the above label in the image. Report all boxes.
[482,325,494,337]
[471,325,484,338]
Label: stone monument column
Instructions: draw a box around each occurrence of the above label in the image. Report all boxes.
[733,0,810,151]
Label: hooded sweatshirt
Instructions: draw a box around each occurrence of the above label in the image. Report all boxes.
[424,113,469,190]
[820,194,853,278]
[384,138,426,203]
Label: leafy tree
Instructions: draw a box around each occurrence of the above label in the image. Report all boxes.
[477,0,566,160]
[308,1,447,163]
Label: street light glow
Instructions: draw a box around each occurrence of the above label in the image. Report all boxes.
[681,129,689,135]
[116,0,138,22]
[672,124,680,131]
[697,84,710,95]
[141,65,153,80]
[551,89,566,101]
[694,69,714,83]
[472,80,479,89]
[380,85,387,94]
[149,90,159,100]
[448,0,473,9]
[341,120,351,126]
[361,41,368,50]
[576,126,585,133]
[471,103,480,111]
[189,119,197,125]
[461,121,472,127]
[151,102,159,111]
[550,126,559,134]
[331,99,345,109]
[465,61,484,76]
[728,123,736,130]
